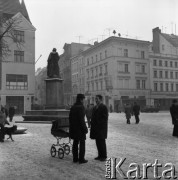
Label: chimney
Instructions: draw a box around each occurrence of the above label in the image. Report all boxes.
[152,27,161,53]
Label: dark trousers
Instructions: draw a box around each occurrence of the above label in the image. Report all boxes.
[96,139,107,158]
[134,114,140,123]
[72,139,85,161]
[9,116,13,122]
[0,124,5,140]
[173,125,178,137]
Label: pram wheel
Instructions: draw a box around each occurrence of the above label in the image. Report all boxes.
[64,145,70,155]
[58,148,64,159]
[50,145,56,157]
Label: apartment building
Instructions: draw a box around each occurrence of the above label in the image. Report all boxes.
[59,43,91,106]
[0,0,36,114]
[82,37,150,111]
[149,27,178,110]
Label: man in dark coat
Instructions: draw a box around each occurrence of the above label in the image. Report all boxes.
[132,102,140,124]
[170,99,178,137]
[9,106,15,122]
[90,95,108,161]
[69,94,88,164]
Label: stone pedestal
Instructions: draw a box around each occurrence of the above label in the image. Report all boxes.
[45,78,64,109]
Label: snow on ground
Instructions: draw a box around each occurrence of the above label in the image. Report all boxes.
[0,112,177,180]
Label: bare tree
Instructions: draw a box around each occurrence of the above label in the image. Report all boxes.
[0,14,23,59]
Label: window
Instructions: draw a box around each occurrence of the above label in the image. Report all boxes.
[87,82,90,91]
[92,82,94,91]
[105,50,107,58]
[171,83,174,91]
[87,58,89,65]
[100,81,103,90]
[96,81,98,91]
[91,68,94,78]
[154,83,158,91]
[100,52,102,60]
[136,80,140,89]
[141,65,145,73]
[159,71,162,78]
[104,63,108,75]
[141,51,145,59]
[154,71,157,78]
[124,49,128,57]
[14,30,24,42]
[170,72,173,79]
[170,61,173,67]
[124,64,129,73]
[99,66,102,76]
[166,83,169,91]
[142,80,146,89]
[176,84,178,91]
[176,72,178,79]
[87,69,89,79]
[95,67,98,77]
[14,51,24,62]
[175,62,177,68]
[153,59,157,66]
[165,61,168,67]
[160,83,163,91]
[165,71,168,78]
[96,55,98,62]
[159,60,162,66]
[162,44,165,51]
[6,74,28,90]
[91,57,94,64]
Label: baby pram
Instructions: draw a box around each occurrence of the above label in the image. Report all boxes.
[50,119,72,159]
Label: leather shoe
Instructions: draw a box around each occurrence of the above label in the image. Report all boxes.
[79,159,88,164]
[99,158,107,161]
[94,157,101,160]
[73,160,78,163]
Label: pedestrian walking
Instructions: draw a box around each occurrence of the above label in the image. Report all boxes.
[90,95,109,161]
[109,104,113,113]
[0,108,10,142]
[170,99,178,137]
[124,103,132,124]
[132,102,140,124]
[69,94,88,164]
[9,106,15,122]
[85,104,93,128]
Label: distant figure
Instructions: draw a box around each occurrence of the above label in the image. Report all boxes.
[85,104,94,128]
[47,48,60,78]
[69,94,88,164]
[1,106,8,118]
[170,99,178,137]
[124,104,132,124]
[109,104,113,113]
[0,108,10,142]
[9,106,15,122]
[132,102,140,124]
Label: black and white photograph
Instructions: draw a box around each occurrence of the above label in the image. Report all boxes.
[0,0,178,179]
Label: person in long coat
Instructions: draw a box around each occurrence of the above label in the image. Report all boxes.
[90,95,108,161]
[69,94,88,164]
[9,106,15,122]
[132,102,140,124]
[170,99,178,137]
[124,103,132,124]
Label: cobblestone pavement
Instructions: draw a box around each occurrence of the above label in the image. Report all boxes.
[0,113,178,180]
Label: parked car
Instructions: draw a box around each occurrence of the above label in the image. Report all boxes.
[141,106,159,113]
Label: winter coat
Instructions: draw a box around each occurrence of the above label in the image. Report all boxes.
[9,107,15,117]
[69,102,88,140]
[125,105,132,119]
[170,104,178,125]
[90,103,108,139]
[132,104,140,115]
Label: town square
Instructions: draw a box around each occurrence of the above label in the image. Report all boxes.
[0,0,178,179]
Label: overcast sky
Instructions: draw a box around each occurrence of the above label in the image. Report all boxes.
[24,0,178,70]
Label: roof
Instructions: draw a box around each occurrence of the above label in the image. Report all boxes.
[82,36,150,55]
[0,0,31,22]
[161,33,178,47]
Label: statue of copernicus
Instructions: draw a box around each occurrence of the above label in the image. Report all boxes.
[47,48,60,78]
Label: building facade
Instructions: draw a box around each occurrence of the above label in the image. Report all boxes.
[0,0,35,114]
[59,43,91,106]
[149,27,178,110]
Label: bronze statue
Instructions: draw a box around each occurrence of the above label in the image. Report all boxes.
[47,48,60,78]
